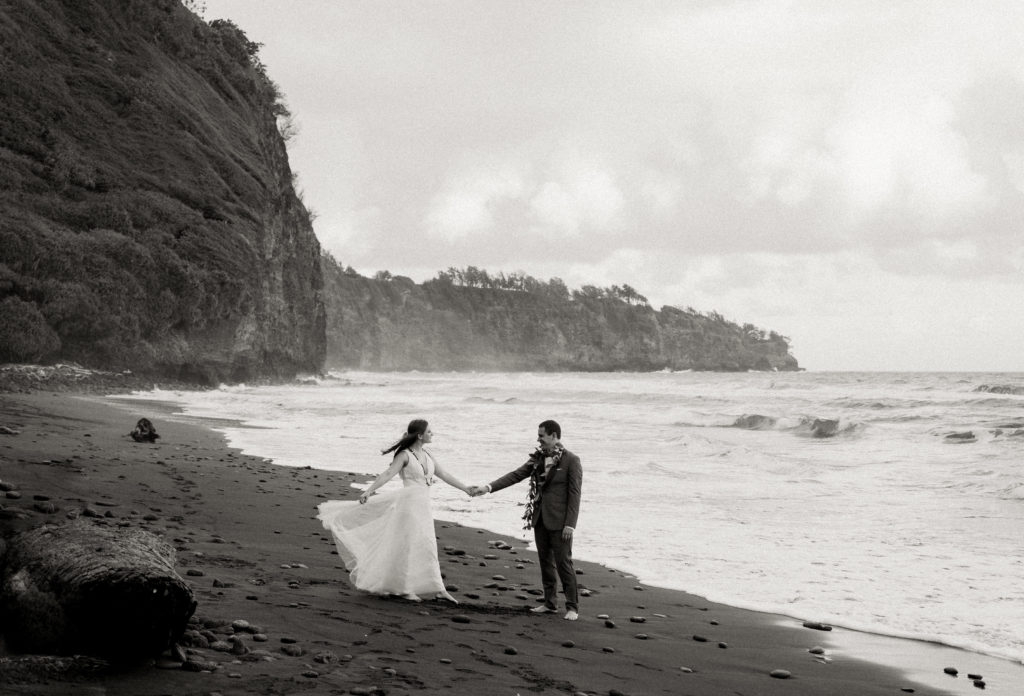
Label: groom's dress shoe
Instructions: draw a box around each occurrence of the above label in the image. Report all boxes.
[563,609,579,621]
[530,605,557,614]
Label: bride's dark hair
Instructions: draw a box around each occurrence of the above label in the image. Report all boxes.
[381,419,428,456]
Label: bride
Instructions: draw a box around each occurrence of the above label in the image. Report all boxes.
[317,419,472,602]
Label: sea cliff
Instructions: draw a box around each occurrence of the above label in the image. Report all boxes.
[0,0,325,383]
[322,260,799,372]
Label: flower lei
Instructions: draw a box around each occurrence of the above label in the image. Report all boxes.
[521,444,564,529]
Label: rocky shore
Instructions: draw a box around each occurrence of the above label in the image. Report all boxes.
[0,388,974,695]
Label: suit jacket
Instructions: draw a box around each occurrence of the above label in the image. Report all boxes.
[489,448,582,530]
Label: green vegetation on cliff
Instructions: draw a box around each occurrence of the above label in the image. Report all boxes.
[322,257,799,372]
[0,0,324,383]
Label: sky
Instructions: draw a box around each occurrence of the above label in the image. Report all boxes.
[199,0,1024,371]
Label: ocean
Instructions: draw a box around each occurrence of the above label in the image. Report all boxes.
[114,370,1024,667]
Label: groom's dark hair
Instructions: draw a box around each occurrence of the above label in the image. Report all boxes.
[538,420,561,439]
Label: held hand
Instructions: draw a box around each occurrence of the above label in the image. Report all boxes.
[359,491,371,504]
[467,485,480,497]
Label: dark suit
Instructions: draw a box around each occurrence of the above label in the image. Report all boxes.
[489,448,582,611]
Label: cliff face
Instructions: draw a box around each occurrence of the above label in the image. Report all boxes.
[0,0,325,383]
[322,261,799,372]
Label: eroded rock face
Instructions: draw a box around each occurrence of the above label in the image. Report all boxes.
[0,519,196,662]
[0,0,325,382]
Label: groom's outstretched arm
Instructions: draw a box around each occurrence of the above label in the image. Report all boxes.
[487,460,534,494]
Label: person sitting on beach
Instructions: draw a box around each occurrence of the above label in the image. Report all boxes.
[317,419,473,602]
[470,420,582,621]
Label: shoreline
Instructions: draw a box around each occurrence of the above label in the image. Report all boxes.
[0,390,1014,694]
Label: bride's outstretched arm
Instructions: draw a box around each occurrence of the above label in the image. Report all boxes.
[359,452,407,503]
[433,459,471,494]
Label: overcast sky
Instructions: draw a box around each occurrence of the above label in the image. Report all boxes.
[201,0,1024,371]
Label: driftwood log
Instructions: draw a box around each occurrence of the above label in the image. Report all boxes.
[0,519,196,662]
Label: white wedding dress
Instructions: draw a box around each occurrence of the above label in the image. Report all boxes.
[317,449,456,602]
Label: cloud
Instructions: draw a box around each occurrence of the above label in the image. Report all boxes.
[529,149,625,236]
[425,159,527,241]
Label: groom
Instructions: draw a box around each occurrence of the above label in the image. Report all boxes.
[472,420,582,621]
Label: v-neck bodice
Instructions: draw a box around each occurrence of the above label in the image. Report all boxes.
[402,449,435,487]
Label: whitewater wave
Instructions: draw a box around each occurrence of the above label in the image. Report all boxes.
[973,384,1024,396]
[728,414,862,438]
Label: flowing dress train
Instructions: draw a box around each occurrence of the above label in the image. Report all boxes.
[316,450,456,602]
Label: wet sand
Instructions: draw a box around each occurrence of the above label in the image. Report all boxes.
[0,390,1012,695]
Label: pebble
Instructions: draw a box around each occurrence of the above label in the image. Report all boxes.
[492,574,507,581]
[439,658,452,664]
[900,688,915,693]
[561,640,575,648]
[301,670,319,678]
[597,614,609,619]
[635,633,649,640]
[186,569,205,577]
[629,616,646,623]
[717,642,728,649]
[973,680,986,689]
[451,615,471,623]
[280,637,298,644]
[602,647,615,653]
[383,668,397,676]
[604,620,616,628]
[692,635,708,642]
[967,673,983,680]
[943,667,958,676]
[770,669,792,679]
[809,646,825,655]
[679,666,694,673]
[231,620,252,632]
[280,644,305,657]
[313,651,339,664]
[504,647,518,655]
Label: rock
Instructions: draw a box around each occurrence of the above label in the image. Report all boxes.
[504,647,517,655]
[808,646,825,655]
[451,615,471,624]
[33,501,58,514]
[810,418,840,437]
[252,633,268,642]
[900,689,915,693]
[302,670,319,678]
[967,673,983,680]
[944,667,958,676]
[679,666,694,673]
[231,620,252,632]
[635,633,649,640]
[602,647,615,653]
[209,640,232,652]
[280,644,305,657]
[0,481,18,492]
[314,651,338,664]
[561,640,575,648]
[439,658,452,664]
[228,636,248,655]
[802,621,833,631]
[717,642,727,649]
[945,431,976,443]
[770,669,792,679]
[692,635,708,642]
[629,616,646,623]
[182,659,218,672]
[604,620,616,628]
[973,680,986,689]
[186,569,205,577]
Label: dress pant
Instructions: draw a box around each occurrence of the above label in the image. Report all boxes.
[533,522,578,611]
